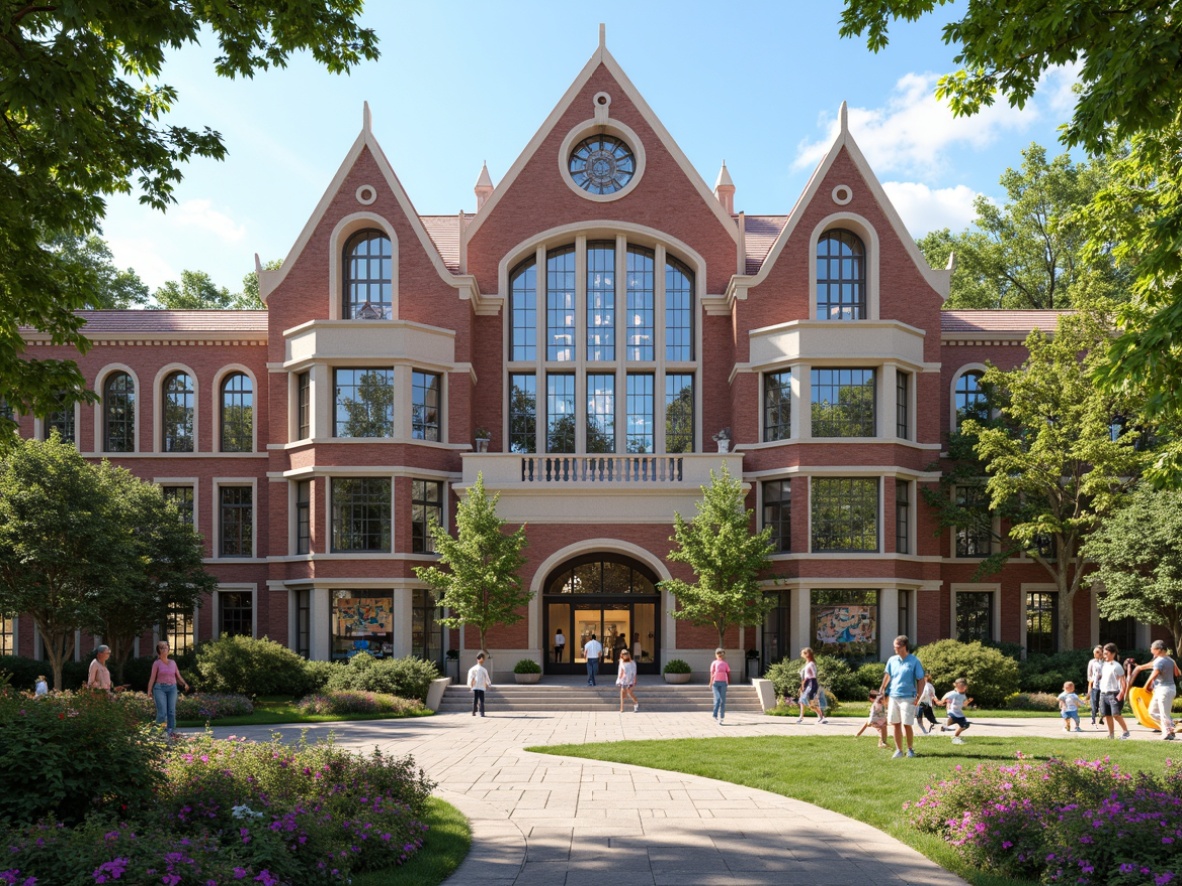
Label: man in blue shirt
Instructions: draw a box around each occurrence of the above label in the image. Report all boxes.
[878,634,927,758]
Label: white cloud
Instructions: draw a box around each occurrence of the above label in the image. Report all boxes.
[794,72,1041,175]
[882,181,980,237]
[1041,61,1083,120]
[172,199,248,243]
[104,235,178,291]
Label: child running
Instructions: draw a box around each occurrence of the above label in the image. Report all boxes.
[854,690,889,747]
[1058,681,1083,732]
[916,679,938,735]
[937,678,973,744]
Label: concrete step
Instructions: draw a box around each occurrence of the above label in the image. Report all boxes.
[438,682,764,713]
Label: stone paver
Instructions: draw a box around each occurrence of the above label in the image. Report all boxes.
[208,703,1155,885]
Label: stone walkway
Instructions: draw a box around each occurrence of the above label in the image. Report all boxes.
[212,706,1155,886]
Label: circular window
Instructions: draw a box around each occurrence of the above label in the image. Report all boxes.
[568,135,636,196]
[832,184,853,205]
[355,185,377,206]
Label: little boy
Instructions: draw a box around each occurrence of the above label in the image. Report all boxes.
[937,678,973,744]
[1058,681,1083,732]
[854,690,889,747]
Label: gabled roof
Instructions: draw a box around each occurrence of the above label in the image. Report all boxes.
[942,310,1069,337]
[21,310,268,341]
[420,216,461,272]
[743,216,788,275]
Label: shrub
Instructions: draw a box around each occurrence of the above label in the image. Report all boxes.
[0,655,87,692]
[297,690,427,716]
[1019,648,1097,694]
[321,654,439,702]
[1004,691,1081,712]
[513,658,541,674]
[304,658,340,692]
[0,690,165,826]
[764,654,864,700]
[663,658,691,674]
[856,661,885,692]
[195,635,312,696]
[915,639,1019,708]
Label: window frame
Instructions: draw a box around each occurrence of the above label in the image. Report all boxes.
[762,479,792,553]
[953,585,999,644]
[411,369,441,442]
[815,229,866,321]
[411,478,443,554]
[1024,588,1059,655]
[333,367,394,438]
[330,477,392,554]
[217,589,254,639]
[894,479,911,555]
[953,367,988,430]
[220,371,254,453]
[954,485,993,558]
[217,484,255,558]
[102,370,137,453]
[810,476,880,553]
[295,479,311,555]
[161,370,195,453]
[763,370,792,442]
[810,367,877,438]
[342,229,394,320]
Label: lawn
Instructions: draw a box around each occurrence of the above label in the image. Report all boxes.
[176,695,435,728]
[529,734,1178,886]
[352,797,471,886]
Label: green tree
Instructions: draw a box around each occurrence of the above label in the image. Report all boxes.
[153,269,265,310]
[838,1,1182,474]
[413,473,530,656]
[237,259,282,310]
[917,145,1123,310]
[48,233,151,309]
[952,312,1147,650]
[0,4,377,428]
[663,465,776,648]
[1082,486,1182,655]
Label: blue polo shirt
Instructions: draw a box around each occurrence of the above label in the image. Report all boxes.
[885,653,925,698]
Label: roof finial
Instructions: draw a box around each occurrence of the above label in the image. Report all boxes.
[839,101,848,135]
[599,23,606,50]
[363,101,372,134]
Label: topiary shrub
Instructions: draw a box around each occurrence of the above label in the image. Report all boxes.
[764,654,865,700]
[856,661,886,693]
[322,654,440,702]
[915,639,1019,708]
[195,635,312,697]
[513,658,541,674]
[662,658,691,674]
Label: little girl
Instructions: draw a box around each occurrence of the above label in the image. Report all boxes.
[617,649,639,712]
[1057,681,1083,732]
[855,691,888,747]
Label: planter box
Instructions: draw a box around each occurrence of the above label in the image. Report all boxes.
[514,672,541,684]
[663,672,691,684]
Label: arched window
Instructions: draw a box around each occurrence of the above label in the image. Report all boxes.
[817,229,866,320]
[103,372,135,452]
[221,373,253,452]
[343,230,392,319]
[955,371,986,425]
[507,238,697,454]
[162,371,194,452]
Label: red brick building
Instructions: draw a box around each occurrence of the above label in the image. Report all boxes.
[5,40,1141,675]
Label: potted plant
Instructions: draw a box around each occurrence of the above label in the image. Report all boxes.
[745,647,761,680]
[513,658,542,684]
[474,428,491,452]
[663,658,692,684]
[445,648,460,683]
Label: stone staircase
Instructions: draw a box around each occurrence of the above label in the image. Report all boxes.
[436,679,765,714]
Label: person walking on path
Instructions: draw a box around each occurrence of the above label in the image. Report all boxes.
[1086,645,1104,728]
[936,678,973,744]
[87,645,113,692]
[467,652,492,717]
[145,640,190,736]
[796,646,826,724]
[554,628,566,663]
[879,635,927,758]
[1129,640,1180,740]
[583,634,603,686]
[617,649,639,712]
[1097,643,1131,739]
[1058,681,1083,732]
[709,648,731,724]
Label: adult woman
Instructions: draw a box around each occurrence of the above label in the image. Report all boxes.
[797,646,826,724]
[145,640,190,736]
[87,645,113,692]
[1130,640,1180,740]
[708,648,730,723]
[1085,645,1104,728]
[617,649,639,712]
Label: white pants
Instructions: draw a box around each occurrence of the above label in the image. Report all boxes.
[1151,684,1177,731]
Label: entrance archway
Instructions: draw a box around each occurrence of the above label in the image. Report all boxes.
[543,553,661,675]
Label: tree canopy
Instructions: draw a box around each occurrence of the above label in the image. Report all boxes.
[663,465,776,648]
[1082,486,1182,656]
[413,473,530,656]
[152,269,265,311]
[0,437,213,689]
[0,3,377,430]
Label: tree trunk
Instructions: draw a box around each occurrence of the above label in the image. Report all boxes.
[40,625,74,691]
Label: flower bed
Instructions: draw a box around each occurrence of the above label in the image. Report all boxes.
[2,733,434,884]
[296,690,426,716]
[910,753,1182,884]
[110,690,254,722]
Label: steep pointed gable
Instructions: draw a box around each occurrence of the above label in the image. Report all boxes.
[463,38,740,294]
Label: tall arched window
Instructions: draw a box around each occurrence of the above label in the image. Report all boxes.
[817,230,866,320]
[162,371,195,452]
[343,230,392,319]
[507,238,697,454]
[221,372,253,452]
[955,371,986,425]
[103,372,136,452]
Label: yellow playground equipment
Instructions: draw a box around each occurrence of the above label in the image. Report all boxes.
[1128,685,1160,731]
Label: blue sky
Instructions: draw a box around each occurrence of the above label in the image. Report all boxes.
[98,0,1079,294]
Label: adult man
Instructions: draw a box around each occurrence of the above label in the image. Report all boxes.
[583,633,603,686]
[554,628,566,663]
[467,652,492,717]
[878,634,927,759]
[1097,642,1131,739]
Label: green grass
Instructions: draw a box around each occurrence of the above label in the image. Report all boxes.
[528,734,1177,886]
[176,696,434,728]
[350,797,471,886]
[774,702,1081,718]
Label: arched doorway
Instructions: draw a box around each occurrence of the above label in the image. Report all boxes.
[543,553,661,675]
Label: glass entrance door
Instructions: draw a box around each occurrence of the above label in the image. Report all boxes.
[546,599,658,675]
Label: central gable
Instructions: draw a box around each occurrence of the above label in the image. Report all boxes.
[465,47,739,295]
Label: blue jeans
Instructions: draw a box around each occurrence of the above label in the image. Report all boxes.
[712,682,728,719]
[587,658,599,685]
[153,682,178,731]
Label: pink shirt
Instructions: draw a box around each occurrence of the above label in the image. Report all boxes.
[151,658,180,685]
[709,659,730,684]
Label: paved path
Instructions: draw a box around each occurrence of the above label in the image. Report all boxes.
[210,707,1156,886]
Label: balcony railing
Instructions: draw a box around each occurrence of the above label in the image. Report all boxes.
[519,454,683,483]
